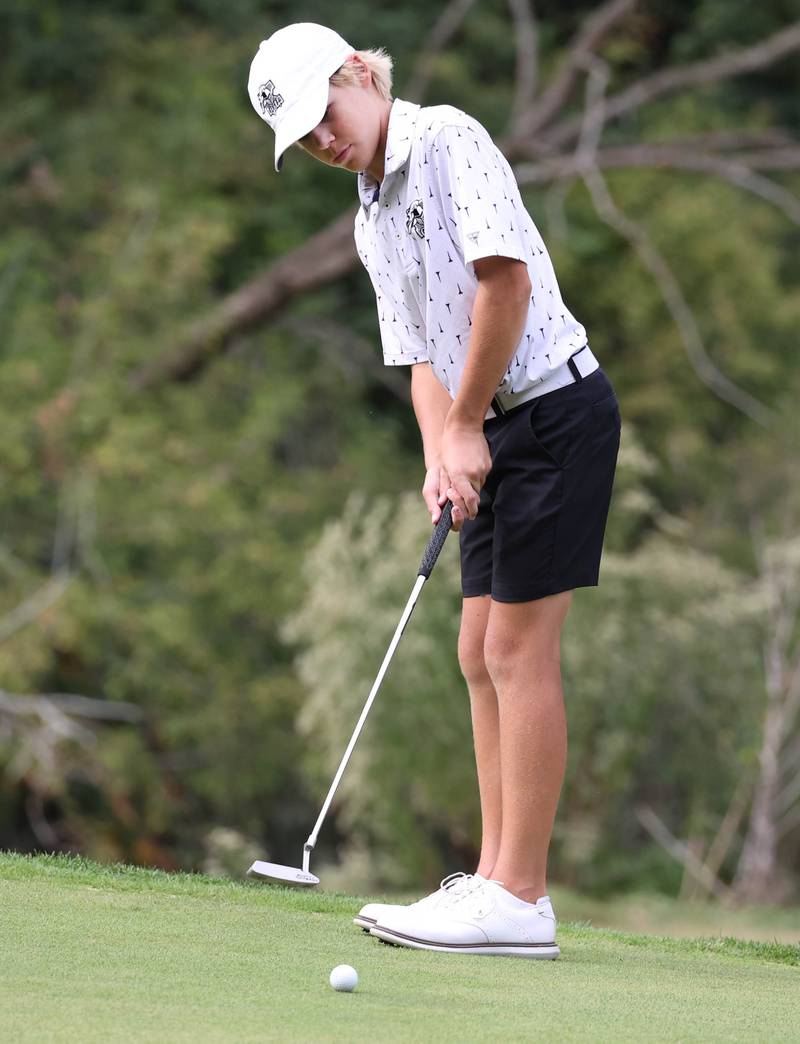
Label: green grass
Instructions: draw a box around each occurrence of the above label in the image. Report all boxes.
[1,853,798,1043]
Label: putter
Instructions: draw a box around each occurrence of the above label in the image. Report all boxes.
[248,499,454,886]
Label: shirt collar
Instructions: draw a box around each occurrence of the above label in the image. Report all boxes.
[357,97,421,209]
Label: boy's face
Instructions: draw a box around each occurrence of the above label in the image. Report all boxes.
[298,79,384,174]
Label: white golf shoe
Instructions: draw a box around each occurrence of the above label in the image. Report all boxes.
[353,872,484,931]
[369,877,560,958]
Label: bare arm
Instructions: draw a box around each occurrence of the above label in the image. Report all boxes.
[411,361,453,525]
[411,361,451,468]
[447,257,532,430]
[408,256,531,528]
[442,256,532,521]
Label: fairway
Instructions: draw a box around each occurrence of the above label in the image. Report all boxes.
[1,854,797,1042]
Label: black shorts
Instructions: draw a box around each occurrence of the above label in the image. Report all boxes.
[459,367,621,603]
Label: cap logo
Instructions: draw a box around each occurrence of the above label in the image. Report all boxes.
[257,80,284,118]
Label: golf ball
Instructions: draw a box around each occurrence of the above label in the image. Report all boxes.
[329,964,359,992]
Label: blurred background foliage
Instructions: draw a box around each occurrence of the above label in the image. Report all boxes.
[1,0,799,900]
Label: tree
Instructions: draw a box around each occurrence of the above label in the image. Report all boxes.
[131,0,800,438]
[285,422,772,894]
[1,0,799,890]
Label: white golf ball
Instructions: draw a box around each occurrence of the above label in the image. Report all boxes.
[329,964,359,992]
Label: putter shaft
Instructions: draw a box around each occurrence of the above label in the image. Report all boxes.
[302,501,454,873]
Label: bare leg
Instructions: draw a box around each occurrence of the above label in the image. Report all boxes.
[483,591,572,903]
[458,595,502,878]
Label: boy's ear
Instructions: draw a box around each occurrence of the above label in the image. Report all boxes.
[353,54,371,86]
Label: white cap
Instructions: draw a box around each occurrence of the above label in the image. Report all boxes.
[247,23,355,172]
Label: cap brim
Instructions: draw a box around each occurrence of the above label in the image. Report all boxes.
[273,81,329,172]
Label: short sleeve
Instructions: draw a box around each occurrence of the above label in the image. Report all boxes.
[427,123,529,266]
[376,305,428,367]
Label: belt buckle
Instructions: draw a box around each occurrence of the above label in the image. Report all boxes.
[490,394,507,418]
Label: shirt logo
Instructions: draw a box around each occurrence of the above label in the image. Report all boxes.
[406,199,425,239]
[257,80,284,118]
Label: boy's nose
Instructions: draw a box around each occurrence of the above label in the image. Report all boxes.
[310,126,334,150]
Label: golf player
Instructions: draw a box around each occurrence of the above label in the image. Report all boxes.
[248,23,621,959]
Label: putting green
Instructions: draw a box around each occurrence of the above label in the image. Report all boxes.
[1,853,797,1042]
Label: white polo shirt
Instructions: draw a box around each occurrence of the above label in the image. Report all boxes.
[354,99,589,400]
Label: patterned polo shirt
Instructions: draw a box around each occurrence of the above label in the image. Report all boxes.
[354,98,589,399]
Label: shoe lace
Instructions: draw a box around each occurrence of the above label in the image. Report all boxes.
[439,871,471,892]
[444,874,504,917]
[432,871,473,907]
[436,873,504,913]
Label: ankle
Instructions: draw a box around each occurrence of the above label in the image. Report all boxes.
[475,860,497,878]
[509,884,546,905]
[491,875,547,904]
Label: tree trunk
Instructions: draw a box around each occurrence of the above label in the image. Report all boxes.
[732,530,799,904]
[732,702,786,902]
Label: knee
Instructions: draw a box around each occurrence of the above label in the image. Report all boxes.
[457,625,490,687]
[483,627,560,688]
[482,629,521,687]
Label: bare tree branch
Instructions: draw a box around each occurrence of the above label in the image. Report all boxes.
[582,179,776,426]
[589,145,800,220]
[126,13,800,392]
[777,802,800,840]
[755,528,800,731]
[25,792,60,848]
[636,804,731,900]
[777,769,800,819]
[404,0,482,101]
[51,482,77,575]
[782,733,800,776]
[540,20,800,152]
[659,128,795,151]
[596,138,800,169]
[517,142,800,225]
[277,315,411,404]
[0,571,72,645]
[74,469,110,584]
[0,544,30,582]
[0,690,143,725]
[732,523,800,898]
[702,770,753,885]
[543,179,574,242]
[517,0,638,140]
[519,141,800,177]
[1,691,140,849]
[576,56,776,428]
[1,689,143,807]
[130,212,357,390]
[783,649,800,732]
[739,146,800,170]
[506,0,539,137]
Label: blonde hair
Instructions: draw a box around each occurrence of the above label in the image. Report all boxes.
[329,48,394,101]
[294,48,394,157]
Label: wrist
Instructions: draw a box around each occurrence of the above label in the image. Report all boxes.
[444,406,485,433]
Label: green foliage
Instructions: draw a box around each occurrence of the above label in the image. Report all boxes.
[286,424,774,892]
[0,0,798,896]
[285,492,468,887]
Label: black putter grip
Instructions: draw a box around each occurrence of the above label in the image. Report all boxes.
[418,500,454,578]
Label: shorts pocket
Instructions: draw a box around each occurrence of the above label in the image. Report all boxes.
[591,392,622,434]
[527,396,592,471]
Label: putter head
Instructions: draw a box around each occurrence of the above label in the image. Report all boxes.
[247,860,320,887]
